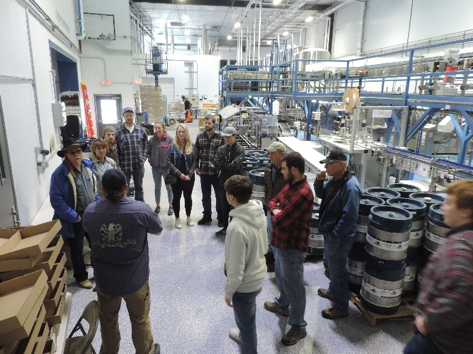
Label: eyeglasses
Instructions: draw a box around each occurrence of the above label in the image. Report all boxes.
[67,149,83,155]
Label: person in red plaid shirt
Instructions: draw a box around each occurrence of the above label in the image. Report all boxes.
[404,179,473,354]
[263,152,314,346]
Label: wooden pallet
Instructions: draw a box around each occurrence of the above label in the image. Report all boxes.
[349,292,415,326]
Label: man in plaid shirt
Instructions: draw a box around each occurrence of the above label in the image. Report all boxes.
[264,152,313,346]
[115,107,149,202]
[195,115,225,225]
[404,180,473,354]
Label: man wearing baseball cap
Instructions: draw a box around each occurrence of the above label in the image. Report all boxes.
[314,149,362,319]
[83,169,163,354]
[214,126,245,236]
[115,107,149,201]
[264,141,287,271]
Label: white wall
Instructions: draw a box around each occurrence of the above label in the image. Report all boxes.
[355,0,473,54]
[159,55,220,107]
[1,0,81,224]
[80,0,134,127]
[332,2,364,58]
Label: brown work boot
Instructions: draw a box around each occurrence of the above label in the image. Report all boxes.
[264,301,289,316]
[317,288,333,301]
[281,328,307,346]
[321,307,348,320]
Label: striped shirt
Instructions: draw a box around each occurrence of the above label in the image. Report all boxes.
[416,223,473,354]
[115,124,149,173]
[269,177,314,251]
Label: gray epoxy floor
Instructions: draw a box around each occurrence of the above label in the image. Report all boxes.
[33,123,413,354]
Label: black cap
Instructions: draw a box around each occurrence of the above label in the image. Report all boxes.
[102,169,127,191]
[320,150,347,164]
[57,138,87,158]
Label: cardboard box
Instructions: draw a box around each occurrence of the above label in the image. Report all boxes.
[0,221,61,261]
[0,341,19,354]
[45,253,66,299]
[0,280,47,345]
[0,237,64,278]
[0,230,21,255]
[45,288,66,327]
[0,253,43,273]
[15,305,46,354]
[32,322,48,354]
[44,274,66,316]
[0,270,48,336]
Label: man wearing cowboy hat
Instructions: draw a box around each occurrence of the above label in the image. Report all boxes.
[50,138,99,289]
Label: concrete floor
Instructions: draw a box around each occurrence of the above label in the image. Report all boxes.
[32,122,413,354]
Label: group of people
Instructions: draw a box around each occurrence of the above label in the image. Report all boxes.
[49,105,473,353]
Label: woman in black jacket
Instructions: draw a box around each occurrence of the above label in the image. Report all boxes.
[168,124,197,229]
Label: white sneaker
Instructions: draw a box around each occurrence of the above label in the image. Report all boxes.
[187,217,194,226]
[175,219,182,229]
[228,328,241,344]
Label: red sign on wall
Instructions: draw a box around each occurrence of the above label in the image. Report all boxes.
[80,82,96,138]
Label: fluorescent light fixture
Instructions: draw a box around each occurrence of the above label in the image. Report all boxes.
[227,35,232,40]
[283,31,289,36]
[184,29,190,35]
[182,15,189,23]
[305,16,314,23]
[186,37,190,43]
[273,0,282,4]
[234,22,241,29]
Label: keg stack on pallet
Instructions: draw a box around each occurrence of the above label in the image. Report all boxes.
[347,194,385,293]
[308,203,324,256]
[347,185,448,325]
[247,150,270,204]
[0,220,67,354]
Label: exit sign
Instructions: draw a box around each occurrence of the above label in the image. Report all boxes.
[102,79,111,86]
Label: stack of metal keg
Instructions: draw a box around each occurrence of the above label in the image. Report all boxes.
[408,193,446,273]
[365,187,401,201]
[308,203,324,255]
[347,194,384,292]
[386,197,427,295]
[361,205,412,315]
[242,158,260,177]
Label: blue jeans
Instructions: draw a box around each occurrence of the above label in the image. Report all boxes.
[324,234,353,313]
[404,333,442,354]
[200,174,222,221]
[232,289,262,354]
[151,167,173,205]
[274,248,307,333]
[267,212,279,267]
[218,186,231,228]
[124,166,145,202]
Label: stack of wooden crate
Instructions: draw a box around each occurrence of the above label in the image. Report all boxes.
[0,220,68,354]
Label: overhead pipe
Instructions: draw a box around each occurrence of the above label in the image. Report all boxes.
[171,28,175,54]
[76,0,85,39]
[25,7,45,159]
[165,23,168,54]
[258,0,262,64]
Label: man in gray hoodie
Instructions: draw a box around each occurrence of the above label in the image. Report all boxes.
[224,175,268,354]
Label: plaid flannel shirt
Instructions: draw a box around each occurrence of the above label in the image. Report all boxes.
[195,130,225,175]
[415,223,473,354]
[115,124,149,173]
[269,177,314,251]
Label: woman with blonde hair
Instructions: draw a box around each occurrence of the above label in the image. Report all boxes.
[148,121,174,214]
[168,124,197,228]
[90,139,117,199]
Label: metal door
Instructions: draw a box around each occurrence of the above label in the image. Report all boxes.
[95,95,122,138]
[0,97,18,227]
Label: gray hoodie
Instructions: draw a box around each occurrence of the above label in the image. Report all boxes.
[224,200,268,299]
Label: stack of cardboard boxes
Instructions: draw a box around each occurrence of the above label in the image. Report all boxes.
[141,85,163,123]
[0,220,67,354]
